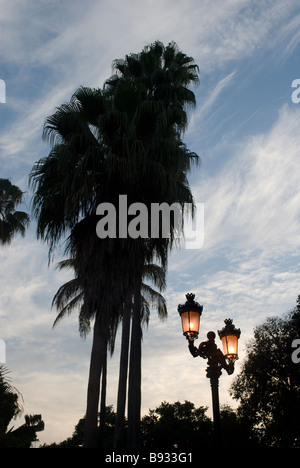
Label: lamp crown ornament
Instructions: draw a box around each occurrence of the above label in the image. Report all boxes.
[186,292,195,301]
[218,318,241,339]
[177,293,203,314]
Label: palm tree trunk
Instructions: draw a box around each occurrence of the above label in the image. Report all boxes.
[83,312,107,448]
[114,295,132,448]
[127,285,142,448]
[99,342,107,447]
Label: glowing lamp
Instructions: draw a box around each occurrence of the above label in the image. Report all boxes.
[178,293,203,340]
[218,318,241,361]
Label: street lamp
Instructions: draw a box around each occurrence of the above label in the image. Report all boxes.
[178,293,241,447]
[218,318,241,362]
[178,293,203,339]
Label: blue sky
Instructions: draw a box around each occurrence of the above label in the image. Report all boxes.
[1,0,300,445]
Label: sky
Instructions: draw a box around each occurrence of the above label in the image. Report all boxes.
[1,0,300,446]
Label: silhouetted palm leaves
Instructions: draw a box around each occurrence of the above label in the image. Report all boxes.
[0,178,29,245]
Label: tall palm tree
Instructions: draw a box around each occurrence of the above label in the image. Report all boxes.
[51,237,124,448]
[106,41,199,448]
[104,41,199,216]
[66,218,149,447]
[52,256,167,449]
[30,40,199,448]
[114,263,167,449]
[0,178,29,245]
[29,87,145,446]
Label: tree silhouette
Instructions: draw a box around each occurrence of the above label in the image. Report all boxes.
[40,401,253,449]
[141,400,213,450]
[0,178,29,245]
[29,40,199,448]
[0,366,44,448]
[230,298,300,447]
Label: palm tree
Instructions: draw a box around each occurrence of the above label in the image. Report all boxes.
[29,86,145,446]
[66,218,148,447]
[104,40,199,216]
[114,263,167,449]
[52,256,167,449]
[106,41,199,448]
[0,178,29,245]
[51,248,121,448]
[30,40,199,448]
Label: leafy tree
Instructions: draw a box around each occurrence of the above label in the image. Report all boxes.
[141,400,213,450]
[219,404,255,448]
[0,178,29,245]
[230,299,300,447]
[41,406,117,448]
[0,365,44,448]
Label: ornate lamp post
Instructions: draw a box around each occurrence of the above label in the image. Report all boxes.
[178,293,241,446]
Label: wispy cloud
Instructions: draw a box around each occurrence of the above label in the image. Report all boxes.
[201,72,236,116]
[194,104,300,257]
[188,71,236,137]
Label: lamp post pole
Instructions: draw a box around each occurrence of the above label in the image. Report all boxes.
[178,294,241,447]
[210,371,221,445]
[188,330,232,446]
